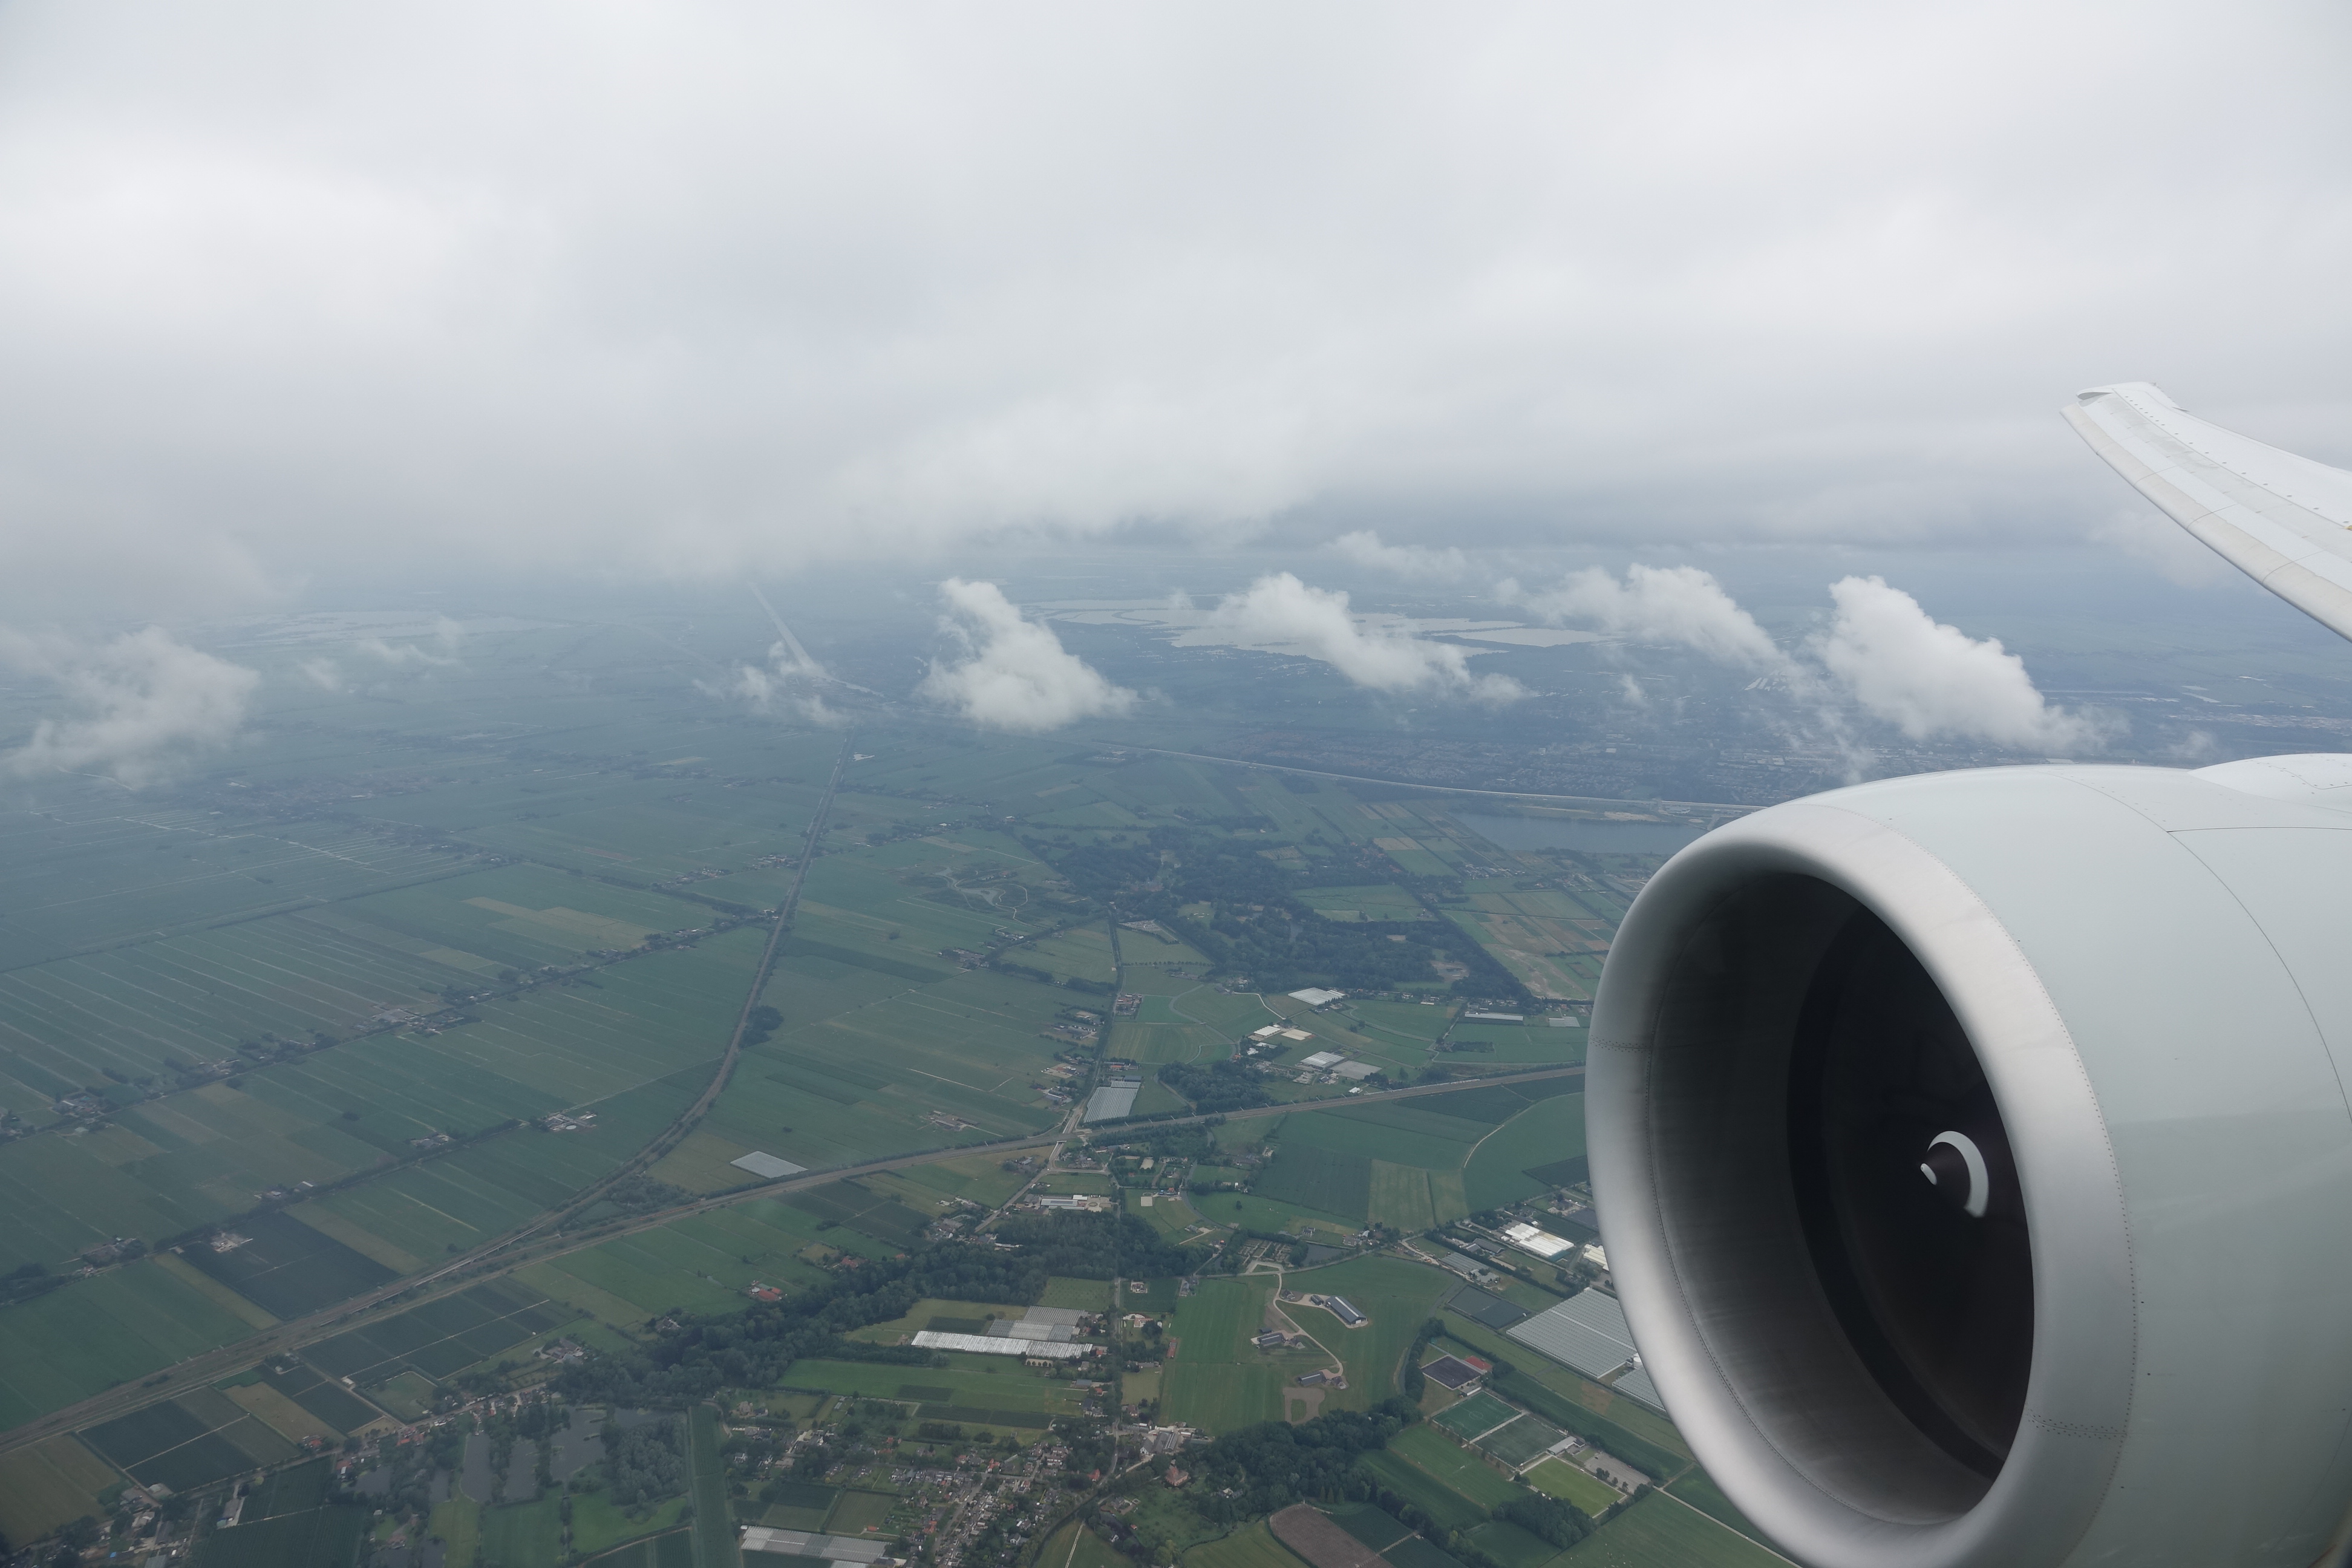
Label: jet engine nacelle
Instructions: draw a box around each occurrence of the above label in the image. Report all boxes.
[1589,756,2352,1568]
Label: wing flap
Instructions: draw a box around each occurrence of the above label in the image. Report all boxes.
[2066,382,2352,641]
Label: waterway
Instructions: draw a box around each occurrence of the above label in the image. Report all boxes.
[1452,812,1710,856]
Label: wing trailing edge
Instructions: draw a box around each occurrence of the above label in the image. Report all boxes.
[2066,382,2352,641]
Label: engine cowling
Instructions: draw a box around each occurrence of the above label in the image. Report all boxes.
[1589,756,2352,1568]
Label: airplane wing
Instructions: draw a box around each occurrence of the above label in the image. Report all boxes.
[2065,382,2352,641]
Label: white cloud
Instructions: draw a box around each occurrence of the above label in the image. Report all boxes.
[1506,564,1788,669]
[1813,575,2108,751]
[920,579,1136,732]
[356,636,456,668]
[1208,573,1523,704]
[1327,531,1469,580]
[1,626,259,786]
[707,655,837,725]
[1523,562,2108,753]
[296,656,342,691]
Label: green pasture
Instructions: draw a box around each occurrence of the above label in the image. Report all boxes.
[1359,1449,1492,1534]
[570,1495,691,1558]
[0,1256,261,1430]
[1180,1521,1311,1568]
[1020,926,1119,984]
[685,1405,735,1568]
[1529,1458,1624,1517]
[1664,1472,1775,1548]
[1161,1275,1287,1432]
[1037,1275,1112,1310]
[0,1434,123,1547]
[1296,886,1432,923]
[1463,1094,1585,1211]
[1558,1495,1787,1567]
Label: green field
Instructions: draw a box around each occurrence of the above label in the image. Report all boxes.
[1360,1448,1494,1532]
[1037,1275,1113,1310]
[687,1405,736,1568]
[1388,1425,1526,1509]
[1045,1520,1137,1568]
[0,1259,264,1431]
[1181,1520,1313,1568]
[1161,1275,1289,1432]
[1558,1495,1789,1567]
[1290,1255,1456,1410]
[1665,1471,1777,1549]
[0,1434,122,1546]
[1529,1457,1624,1518]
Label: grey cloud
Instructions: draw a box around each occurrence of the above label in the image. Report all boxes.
[0,1,2345,617]
[1,626,260,786]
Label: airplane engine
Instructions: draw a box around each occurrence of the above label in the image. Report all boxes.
[1588,755,2352,1568]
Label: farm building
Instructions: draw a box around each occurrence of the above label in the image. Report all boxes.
[1324,1295,1367,1326]
[1506,1290,1664,1412]
[1298,1050,1345,1070]
[1288,988,1345,1007]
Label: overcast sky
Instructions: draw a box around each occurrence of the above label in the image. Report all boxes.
[2,1,2348,621]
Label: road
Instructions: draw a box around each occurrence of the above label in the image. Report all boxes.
[1136,747,1756,816]
[0,1062,1581,1455]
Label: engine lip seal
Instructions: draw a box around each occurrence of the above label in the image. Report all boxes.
[1590,799,2134,1568]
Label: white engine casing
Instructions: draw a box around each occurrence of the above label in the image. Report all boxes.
[1589,756,2352,1568]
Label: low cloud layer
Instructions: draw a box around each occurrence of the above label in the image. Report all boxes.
[1327,532,1469,580]
[1523,564,2105,752]
[1,626,260,786]
[1505,564,1782,668]
[1210,573,1522,704]
[920,580,1135,732]
[0,4,2345,617]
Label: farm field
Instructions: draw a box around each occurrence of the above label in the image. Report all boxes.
[1557,1495,1789,1568]
[1045,1521,1135,1568]
[1431,1322,1688,1479]
[1252,1082,1581,1227]
[1388,1425,1526,1508]
[1360,1449,1491,1533]
[1160,1275,1290,1432]
[687,1405,734,1568]
[1288,1255,1456,1410]
[1182,1521,1312,1568]
[0,924,765,1279]
[0,1433,123,1546]
[1664,1471,1777,1549]
[82,1382,299,1493]
[306,1278,572,1396]
[0,1256,264,1431]
[1529,1457,1624,1517]
[692,959,1079,1173]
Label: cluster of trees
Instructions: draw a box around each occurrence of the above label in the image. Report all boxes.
[1155,1059,1272,1113]
[603,1417,685,1510]
[742,1004,784,1047]
[1182,1399,1423,1524]
[1028,825,1530,1001]
[1397,1317,1445,1401]
[555,1213,1201,1408]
